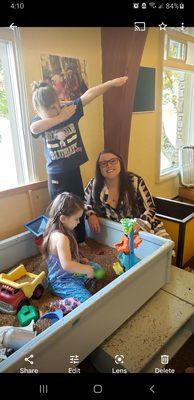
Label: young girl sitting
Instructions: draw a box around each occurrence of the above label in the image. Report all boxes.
[42,192,94,303]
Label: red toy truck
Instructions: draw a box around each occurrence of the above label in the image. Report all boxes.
[0,285,29,314]
[0,265,45,314]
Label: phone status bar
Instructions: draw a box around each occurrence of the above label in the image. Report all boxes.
[132,2,185,10]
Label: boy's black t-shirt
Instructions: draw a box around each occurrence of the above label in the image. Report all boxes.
[31,98,88,175]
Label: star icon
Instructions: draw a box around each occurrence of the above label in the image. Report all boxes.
[158,22,167,31]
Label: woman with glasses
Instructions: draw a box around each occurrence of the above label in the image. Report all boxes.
[84,149,171,240]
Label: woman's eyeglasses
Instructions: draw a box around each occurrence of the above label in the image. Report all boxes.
[99,157,120,168]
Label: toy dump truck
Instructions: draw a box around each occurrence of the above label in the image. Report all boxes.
[0,265,45,314]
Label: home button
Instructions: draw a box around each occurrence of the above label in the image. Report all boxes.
[93,384,103,394]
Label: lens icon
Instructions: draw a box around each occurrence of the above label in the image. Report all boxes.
[114,354,124,364]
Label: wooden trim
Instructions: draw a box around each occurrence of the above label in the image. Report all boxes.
[28,189,36,219]
[178,187,194,203]
[154,196,194,222]
[181,213,194,223]
[156,212,193,224]
[156,213,185,224]
[155,31,165,184]
[0,180,48,198]
[166,28,194,44]
[155,196,194,207]
[176,222,186,268]
[163,59,194,72]
[157,169,179,183]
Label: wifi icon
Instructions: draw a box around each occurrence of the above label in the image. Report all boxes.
[149,2,156,7]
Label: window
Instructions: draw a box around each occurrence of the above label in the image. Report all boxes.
[160,31,194,176]
[167,38,187,62]
[0,30,35,191]
[169,27,194,37]
[161,68,183,174]
[161,68,194,175]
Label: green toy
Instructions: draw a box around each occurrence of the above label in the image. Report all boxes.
[17,305,39,327]
[120,218,138,235]
[74,262,106,280]
[93,268,106,280]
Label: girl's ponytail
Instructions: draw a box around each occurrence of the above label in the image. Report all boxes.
[31,80,58,111]
[31,80,50,92]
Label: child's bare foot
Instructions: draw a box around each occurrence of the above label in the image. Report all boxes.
[78,241,87,248]
[185,367,194,373]
[80,257,89,264]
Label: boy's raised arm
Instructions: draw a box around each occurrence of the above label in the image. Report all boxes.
[81,76,128,107]
[30,76,128,135]
[30,104,76,134]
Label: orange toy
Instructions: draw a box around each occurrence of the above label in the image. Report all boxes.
[134,234,142,248]
[114,235,130,254]
[114,234,142,254]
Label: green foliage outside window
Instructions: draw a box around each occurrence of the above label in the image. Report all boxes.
[163,69,179,111]
[0,60,8,118]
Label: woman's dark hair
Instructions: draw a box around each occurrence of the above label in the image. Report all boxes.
[94,149,140,217]
[42,192,84,259]
[31,80,58,111]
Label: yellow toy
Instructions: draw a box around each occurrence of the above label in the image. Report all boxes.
[0,264,45,299]
[113,262,124,276]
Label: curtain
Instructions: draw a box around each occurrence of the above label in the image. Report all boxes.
[101,28,148,167]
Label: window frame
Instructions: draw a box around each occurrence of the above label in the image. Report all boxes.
[0,28,36,192]
[156,30,194,183]
[167,35,187,63]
